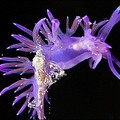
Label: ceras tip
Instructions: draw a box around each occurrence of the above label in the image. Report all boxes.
[14,90,17,93]
[16,112,19,116]
[13,22,17,26]
[6,46,10,49]
[117,6,120,11]
[47,9,50,13]
[3,73,6,76]
[12,102,15,106]
[11,34,15,37]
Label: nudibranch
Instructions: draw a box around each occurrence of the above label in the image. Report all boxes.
[0,6,120,120]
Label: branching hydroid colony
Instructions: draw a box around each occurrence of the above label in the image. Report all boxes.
[0,6,120,120]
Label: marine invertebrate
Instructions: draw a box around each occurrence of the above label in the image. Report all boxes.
[0,6,120,120]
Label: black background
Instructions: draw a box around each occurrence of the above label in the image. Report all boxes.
[0,0,120,120]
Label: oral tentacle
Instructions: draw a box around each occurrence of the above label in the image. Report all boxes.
[107,52,120,79]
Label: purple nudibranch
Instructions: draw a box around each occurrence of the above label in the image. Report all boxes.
[0,6,120,120]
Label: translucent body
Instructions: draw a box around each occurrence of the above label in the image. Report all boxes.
[0,6,120,120]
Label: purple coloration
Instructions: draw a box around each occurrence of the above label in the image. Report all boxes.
[0,6,120,120]
[13,23,33,36]
[0,79,25,96]
[32,7,120,79]
[16,97,29,116]
[9,34,36,52]
[97,6,120,41]
[0,56,33,75]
